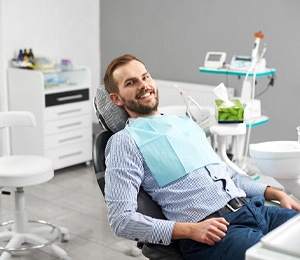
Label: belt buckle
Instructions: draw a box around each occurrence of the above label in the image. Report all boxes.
[226,203,239,212]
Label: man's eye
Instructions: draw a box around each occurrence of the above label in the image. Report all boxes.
[126,81,133,86]
[143,75,150,80]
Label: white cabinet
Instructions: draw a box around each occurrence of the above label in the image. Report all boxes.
[7,67,92,170]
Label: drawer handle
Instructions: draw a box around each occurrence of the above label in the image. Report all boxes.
[58,109,82,115]
[57,122,82,129]
[58,135,83,143]
[57,94,83,102]
[59,151,82,159]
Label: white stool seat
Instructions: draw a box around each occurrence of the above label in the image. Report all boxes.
[0,155,53,187]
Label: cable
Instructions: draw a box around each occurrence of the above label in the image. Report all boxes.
[255,74,275,98]
[255,85,270,99]
[240,45,267,171]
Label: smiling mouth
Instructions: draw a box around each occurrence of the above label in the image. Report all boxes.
[137,91,153,99]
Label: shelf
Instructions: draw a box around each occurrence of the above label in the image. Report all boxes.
[199,67,276,77]
[41,67,86,75]
[245,116,269,128]
[44,84,88,95]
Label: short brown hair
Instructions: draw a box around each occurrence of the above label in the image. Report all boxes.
[103,54,144,93]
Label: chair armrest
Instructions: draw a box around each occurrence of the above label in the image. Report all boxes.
[142,241,185,260]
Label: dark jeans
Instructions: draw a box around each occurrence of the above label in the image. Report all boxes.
[179,196,298,260]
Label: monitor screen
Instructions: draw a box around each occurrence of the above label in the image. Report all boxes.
[208,54,222,62]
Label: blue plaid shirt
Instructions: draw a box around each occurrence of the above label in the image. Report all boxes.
[104,119,267,245]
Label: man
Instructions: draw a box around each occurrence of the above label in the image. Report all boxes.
[103,54,300,260]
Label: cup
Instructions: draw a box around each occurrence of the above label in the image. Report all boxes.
[297,126,300,143]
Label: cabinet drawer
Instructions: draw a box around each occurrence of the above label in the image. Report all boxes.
[45,101,90,121]
[45,88,89,107]
[45,114,91,135]
[45,141,92,170]
[45,128,92,149]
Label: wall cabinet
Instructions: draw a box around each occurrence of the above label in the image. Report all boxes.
[7,67,92,170]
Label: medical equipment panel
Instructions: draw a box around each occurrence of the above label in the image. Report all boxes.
[204,52,226,68]
[229,55,253,70]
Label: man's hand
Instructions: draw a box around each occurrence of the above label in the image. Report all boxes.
[264,186,300,211]
[172,217,229,246]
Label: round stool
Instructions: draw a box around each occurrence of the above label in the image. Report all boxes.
[0,155,69,260]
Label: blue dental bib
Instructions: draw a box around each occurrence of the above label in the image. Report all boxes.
[126,115,221,187]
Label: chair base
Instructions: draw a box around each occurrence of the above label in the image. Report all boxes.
[0,220,69,260]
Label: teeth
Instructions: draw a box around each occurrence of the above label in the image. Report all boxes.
[139,92,151,99]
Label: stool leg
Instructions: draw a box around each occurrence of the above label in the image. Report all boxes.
[0,231,13,242]
[25,233,68,259]
[0,233,25,260]
[14,188,27,233]
[0,251,11,260]
[0,187,69,259]
[29,226,69,242]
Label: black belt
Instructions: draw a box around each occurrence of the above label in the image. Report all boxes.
[204,197,247,220]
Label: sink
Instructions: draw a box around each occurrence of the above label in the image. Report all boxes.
[249,141,300,199]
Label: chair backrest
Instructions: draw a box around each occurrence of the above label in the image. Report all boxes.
[0,111,36,129]
[0,111,36,156]
[93,85,166,219]
[94,85,129,133]
[92,129,166,219]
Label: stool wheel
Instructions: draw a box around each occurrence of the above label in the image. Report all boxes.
[130,246,142,257]
[61,232,70,242]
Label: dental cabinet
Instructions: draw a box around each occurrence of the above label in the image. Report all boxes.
[7,67,92,170]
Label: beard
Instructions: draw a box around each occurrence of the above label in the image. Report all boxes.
[120,91,159,116]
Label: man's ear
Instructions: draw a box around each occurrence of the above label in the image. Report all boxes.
[109,93,124,106]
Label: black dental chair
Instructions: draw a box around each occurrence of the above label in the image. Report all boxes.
[92,86,185,260]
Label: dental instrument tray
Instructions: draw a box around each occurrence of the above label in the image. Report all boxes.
[246,214,300,259]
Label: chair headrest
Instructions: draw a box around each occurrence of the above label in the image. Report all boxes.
[95,85,129,133]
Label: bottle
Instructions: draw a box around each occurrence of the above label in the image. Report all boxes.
[28,49,34,64]
[18,49,24,61]
[23,49,29,62]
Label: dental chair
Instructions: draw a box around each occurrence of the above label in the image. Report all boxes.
[92,86,281,260]
[93,86,185,259]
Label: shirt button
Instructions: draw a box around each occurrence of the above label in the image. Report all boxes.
[159,239,163,244]
[214,176,217,179]
[226,189,229,192]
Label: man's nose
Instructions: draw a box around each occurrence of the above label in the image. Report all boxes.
[138,80,148,90]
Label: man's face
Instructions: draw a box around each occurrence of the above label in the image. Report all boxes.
[110,60,159,118]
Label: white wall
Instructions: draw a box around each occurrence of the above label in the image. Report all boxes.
[0,0,100,155]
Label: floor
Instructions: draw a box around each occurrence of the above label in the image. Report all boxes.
[0,163,148,260]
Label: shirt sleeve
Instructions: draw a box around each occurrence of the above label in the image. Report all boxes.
[224,162,268,197]
[104,131,175,245]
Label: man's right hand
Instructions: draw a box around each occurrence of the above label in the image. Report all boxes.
[172,217,230,246]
